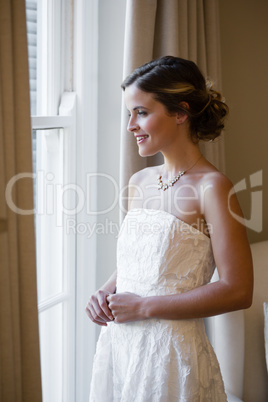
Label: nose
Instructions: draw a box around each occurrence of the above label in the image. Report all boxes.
[127,116,139,133]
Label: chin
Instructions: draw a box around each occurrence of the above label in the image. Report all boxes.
[138,146,158,158]
[138,149,156,157]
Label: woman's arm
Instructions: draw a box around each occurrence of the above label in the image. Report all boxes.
[107,174,254,323]
[85,270,117,326]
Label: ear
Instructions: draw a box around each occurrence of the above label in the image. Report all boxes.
[176,102,189,125]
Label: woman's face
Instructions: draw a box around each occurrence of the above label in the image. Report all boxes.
[124,84,181,157]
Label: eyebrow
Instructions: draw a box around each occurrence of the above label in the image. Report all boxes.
[133,106,149,111]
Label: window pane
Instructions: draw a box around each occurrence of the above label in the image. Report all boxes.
[27,1,76,400]
[39,303,63,402]
[33,129,64,302]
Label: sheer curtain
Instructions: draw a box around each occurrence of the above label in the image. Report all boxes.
[0,0,42,400]
[120,0,224,216]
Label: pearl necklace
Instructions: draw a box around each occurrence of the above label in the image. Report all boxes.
[157,155,202,191]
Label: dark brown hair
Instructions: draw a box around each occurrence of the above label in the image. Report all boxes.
[121,56,228,142]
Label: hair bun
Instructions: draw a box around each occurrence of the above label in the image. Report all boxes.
[192,84,229,142]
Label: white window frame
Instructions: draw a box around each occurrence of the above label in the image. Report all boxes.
[32,92,77,402]
[33,0,100,400]
[29,0,80,400]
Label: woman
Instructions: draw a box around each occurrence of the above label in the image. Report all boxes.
[86,56,253,401]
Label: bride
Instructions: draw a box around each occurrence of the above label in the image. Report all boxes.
[86,56,253,401]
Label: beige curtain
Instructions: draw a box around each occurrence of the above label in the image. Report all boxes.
[120,0,224,216]
[0,0,42,400]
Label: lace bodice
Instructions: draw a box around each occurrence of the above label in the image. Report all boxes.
[117,208,215,297]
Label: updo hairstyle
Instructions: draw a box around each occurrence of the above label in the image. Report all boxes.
[121,56,229,142]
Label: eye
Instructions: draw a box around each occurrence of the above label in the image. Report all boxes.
[137,110,147,116]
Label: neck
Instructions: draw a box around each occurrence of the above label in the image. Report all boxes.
[162,144,202,176]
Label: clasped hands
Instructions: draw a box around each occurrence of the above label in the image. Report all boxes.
[85,290,145,326]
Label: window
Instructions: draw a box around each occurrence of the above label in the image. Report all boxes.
[26,1,76,400]
[26,0,125,400]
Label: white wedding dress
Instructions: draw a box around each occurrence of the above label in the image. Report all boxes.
[89,208,227,402]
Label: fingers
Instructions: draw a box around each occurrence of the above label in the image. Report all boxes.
[86,292,137,326]
[85,306,108,326]
[85,290,114,326]
[106,297,133,324]
[106,294,122,322]
[98,291,114,321]
[107,292,143,324]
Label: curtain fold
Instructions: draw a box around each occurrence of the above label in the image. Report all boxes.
[120,0,225,218]
[0,0,42,400]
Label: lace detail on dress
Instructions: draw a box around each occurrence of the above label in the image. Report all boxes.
[89,209,227,402]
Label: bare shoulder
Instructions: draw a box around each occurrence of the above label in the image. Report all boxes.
[200,170,234,196]
[200,170,245,232]
[128,165,162,210]
[129,165,161,186]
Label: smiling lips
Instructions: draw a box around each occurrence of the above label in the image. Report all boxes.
[136,135,149,144]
